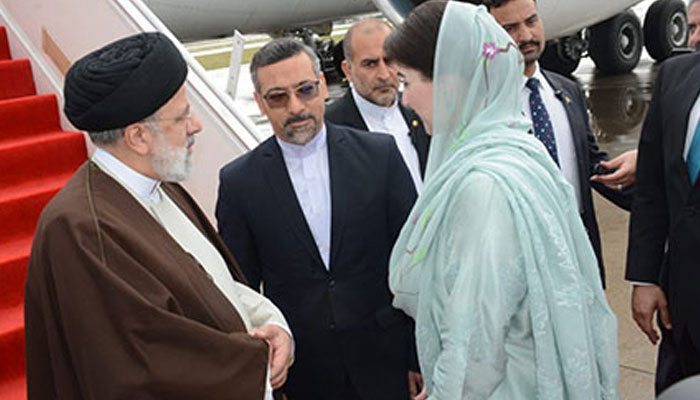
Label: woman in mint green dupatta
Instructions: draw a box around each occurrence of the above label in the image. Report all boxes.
[385,2,619,399]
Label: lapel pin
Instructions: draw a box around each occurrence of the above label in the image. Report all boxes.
[554,89,571,104]
[411,120,420,128]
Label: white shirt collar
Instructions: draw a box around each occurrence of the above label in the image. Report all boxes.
[522,62,548,91]
[351,85,400,122]
[275,123,328,159]
[91,147,162,204]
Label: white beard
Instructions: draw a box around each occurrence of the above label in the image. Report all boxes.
[151,132,194,182]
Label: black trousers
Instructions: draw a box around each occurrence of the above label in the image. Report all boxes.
[656,323,700,395]
[341,374,364,400]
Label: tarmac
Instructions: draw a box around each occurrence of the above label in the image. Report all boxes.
[579,53,658,399]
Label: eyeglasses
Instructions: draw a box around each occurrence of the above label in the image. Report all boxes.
[262,80,321,109]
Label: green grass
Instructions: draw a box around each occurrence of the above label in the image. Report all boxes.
[195,47,259,70]
[195,34,345,71]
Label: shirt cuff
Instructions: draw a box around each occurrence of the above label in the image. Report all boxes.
[264,364,273,400]
[629,281,658,287]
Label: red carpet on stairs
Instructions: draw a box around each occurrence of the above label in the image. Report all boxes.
[0,25,87,400]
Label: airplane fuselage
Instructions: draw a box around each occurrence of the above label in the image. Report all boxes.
[149,0,644,41]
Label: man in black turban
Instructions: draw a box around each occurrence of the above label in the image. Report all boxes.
[25,32,293,400]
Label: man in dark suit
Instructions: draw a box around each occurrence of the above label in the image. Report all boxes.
[487,0,637,285]
[689,0,700,51]
[627,50,700,393]
[216,38,419,400]
[326,19,430,192]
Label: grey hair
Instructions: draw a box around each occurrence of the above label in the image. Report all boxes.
[87,128,125,146]
[86,113,160,146]
[250,38,321,93]
[342,18,394,63]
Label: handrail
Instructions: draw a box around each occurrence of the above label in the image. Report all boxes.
[113,0,261,151]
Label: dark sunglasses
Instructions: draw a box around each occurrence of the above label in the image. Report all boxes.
[262,80,321,109]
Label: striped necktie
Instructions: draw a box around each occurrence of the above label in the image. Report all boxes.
[687,119,700,185]
[527,77,559,165]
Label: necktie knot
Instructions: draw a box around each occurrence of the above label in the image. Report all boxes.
[526,77,540,92]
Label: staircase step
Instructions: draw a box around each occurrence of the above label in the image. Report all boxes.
[0,238,32,310]
[0,304,26,394]
[0,59,37,100]
[0,376,25,400]
[0,304,22,338]
[0,95,62,142]
[0,180,66,244]
[0,376,26,400]
[0,27,10,60]
[0,130,85,189]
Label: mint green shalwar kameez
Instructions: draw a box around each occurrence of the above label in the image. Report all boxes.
[389,4,620,399]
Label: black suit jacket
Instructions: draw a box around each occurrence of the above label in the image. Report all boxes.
[325,89,431,177]
[626,52,700,346]
[216,122,417,400]
[542,69,633,285]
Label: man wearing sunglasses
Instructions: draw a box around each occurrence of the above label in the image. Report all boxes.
[216,38,418,400]
[326,19,430,193]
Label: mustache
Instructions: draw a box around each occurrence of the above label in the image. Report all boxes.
[373,79,398,90]
[519,40,540,51]
[284,113,316,127]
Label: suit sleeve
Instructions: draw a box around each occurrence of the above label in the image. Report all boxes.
[383,136,420,372]
[570,82,634,210]
[625,63,670,284]
[25,217,269,400]
[385,137,418,242]
[216,167,263,289]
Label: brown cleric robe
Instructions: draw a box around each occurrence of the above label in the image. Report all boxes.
[24,161,269,400]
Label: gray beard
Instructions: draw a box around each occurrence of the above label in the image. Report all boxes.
[151,134,194,182]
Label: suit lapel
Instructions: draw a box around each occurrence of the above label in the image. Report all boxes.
[399,103,430,176]
[542,71,589,175]
[327,124,348,269]
[674,62,700,192]
[341,90,369,130]
[260,139,326,269]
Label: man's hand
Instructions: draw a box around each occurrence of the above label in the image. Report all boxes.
[591,149,638,189]
[250,324,292,389]
[408,371,425,399]
[631,284,672,345]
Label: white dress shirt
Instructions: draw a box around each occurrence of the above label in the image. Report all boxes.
[92,148,289,400]
[351,86,424,193]
[522,64,583,211]
[685,91,700,160]
[276,125,332,269]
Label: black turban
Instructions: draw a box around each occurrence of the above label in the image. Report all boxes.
[64,32,187,131]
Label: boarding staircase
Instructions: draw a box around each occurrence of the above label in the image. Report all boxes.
[0,25,87,400]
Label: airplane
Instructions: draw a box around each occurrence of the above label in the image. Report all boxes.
[146,0,688,75]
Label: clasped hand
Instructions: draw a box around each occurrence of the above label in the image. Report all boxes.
[590,149,638,189]
[250,324,293,389]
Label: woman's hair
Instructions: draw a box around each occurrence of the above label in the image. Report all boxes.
[383,0,448,80]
